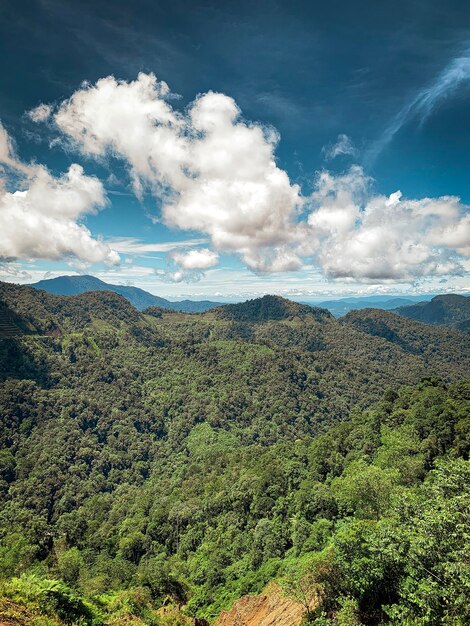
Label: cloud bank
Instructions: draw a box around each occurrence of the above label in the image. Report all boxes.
[24,72,470,284]
[0,123,119,265]
[309,167,470,281]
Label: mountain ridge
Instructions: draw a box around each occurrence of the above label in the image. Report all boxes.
[310,295,434,317]
[395,293,470,331]
[1,281,468,381]
[29,274,222,313]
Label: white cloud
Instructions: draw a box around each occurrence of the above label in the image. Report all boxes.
[241,246,303,273]
[154,248,219,283]
[154,268,205,283]
[28,103,53,123]
[308,166,470,281]
[30,73,470,285]
[0,124,32,175]
[0,123,119,266]
[323,134,356,160]
[54,73,185,193]
[53,73,304,272]
[107,237,208,254]
[170,248,219,270]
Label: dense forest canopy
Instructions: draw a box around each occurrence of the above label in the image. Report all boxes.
[0,282,468,625]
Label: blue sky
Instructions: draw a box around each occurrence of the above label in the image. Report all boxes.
[1,0,470,299]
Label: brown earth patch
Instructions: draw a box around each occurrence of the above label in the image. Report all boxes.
[215,584,308,626]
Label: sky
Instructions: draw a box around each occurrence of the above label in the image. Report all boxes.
[1,0,470,300]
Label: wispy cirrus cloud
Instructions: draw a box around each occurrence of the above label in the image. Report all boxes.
[366,47,470,165]
[106,237,208,255]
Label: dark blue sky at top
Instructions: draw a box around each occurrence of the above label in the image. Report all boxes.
[2,0,470,195]
[1,0,470,297]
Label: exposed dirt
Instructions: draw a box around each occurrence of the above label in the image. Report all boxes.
[215,584,308,626]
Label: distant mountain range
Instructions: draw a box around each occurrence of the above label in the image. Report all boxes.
[29,275,222,313]
[395,294,470,333]
[28,276,469,331]
[306,295,435,317]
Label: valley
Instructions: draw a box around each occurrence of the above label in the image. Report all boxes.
[0,284,468,625]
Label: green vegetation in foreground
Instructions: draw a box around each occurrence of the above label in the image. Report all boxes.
[0,284,469,624]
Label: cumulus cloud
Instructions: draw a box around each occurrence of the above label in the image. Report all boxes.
[154,248,219,283]
[0,123,119,265]
[322,134,356,160]
[154,268,205,283]
[170,248,219,270]
[308,166,470,281]
[35,73,470,284]
[0,124,32,175]
[28,103,53,123]
[52,73,304,272]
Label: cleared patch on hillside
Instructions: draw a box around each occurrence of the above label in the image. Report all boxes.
[215,584,309,626]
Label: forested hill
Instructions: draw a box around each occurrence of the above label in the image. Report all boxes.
[0,281,141,334]
[213,294,332,322]
[29,274,222,313]
[395,293,470,332]
[0,282,469,625]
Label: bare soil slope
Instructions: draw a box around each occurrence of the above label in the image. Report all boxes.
[215,585,307,626]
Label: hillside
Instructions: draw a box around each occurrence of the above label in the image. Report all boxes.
[29,274,222,313]
[0,284,469,625]
[395,294,470,330]
[342,307,466,358]
[0,281,141,334]
[0,301,36,338]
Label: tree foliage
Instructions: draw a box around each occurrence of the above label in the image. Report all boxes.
[0,284,468,624]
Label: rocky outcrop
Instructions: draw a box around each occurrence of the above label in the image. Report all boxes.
[215,584,308,626]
